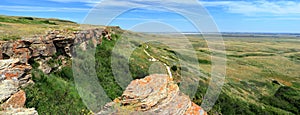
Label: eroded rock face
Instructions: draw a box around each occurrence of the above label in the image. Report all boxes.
[30,41,56,57]
[98,74,207,115]
[0,28,113,76]
[0,59,32,87]
[0,27,118,114]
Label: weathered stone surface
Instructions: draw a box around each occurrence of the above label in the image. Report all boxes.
[3,65,31,80]
[30,41,56,57]
[35,57,53,74]
[0,59,32,86]
[13,48,31,64]
[0,108,38,115]
[1,42,14,59]
[1,90,26,109]
[0,27,118,114]
[0,59,19,70]
[98,74,207,115]
[0,41,32,64]
[0,80,18,102]
[185,103,207,115]
[121,74,169,111]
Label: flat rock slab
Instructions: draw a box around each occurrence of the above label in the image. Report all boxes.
[0,80,18,103]
[98,74,207,115]
[1,90,26,109]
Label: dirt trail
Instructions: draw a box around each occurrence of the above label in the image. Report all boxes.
[144,45,173,78]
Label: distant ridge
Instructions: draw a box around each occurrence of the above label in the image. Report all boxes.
[136,32,300,38]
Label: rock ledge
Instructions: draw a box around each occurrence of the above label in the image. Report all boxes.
[98,74,207,115]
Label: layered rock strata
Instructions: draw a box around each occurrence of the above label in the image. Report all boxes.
[98,74,207,115]
[0,27,113,114]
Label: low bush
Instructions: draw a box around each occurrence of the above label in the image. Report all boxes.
[24,69,91,114]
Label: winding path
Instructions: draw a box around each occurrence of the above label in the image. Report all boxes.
[144,45,173,79]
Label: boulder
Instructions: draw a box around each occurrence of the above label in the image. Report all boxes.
[98,74,207,115]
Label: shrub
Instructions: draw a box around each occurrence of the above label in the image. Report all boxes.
[261,86,300,114]
[18,17,34,20]
[24,69,91,114]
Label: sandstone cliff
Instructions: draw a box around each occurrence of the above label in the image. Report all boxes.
[0,27,110,114]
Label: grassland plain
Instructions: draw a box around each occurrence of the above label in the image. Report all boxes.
[1,15,299,114]
[121,33,300,114]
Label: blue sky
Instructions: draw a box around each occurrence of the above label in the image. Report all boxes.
[1,0,300,33]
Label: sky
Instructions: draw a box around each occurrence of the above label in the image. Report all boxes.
[0,0,300,33]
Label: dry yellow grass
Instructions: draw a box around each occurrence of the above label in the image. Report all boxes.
[141,34,300,105]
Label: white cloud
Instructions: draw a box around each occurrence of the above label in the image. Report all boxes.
[246,17,300,21]
[47,0,101,4]
[44,0,300,16]
[0,5,89,12]
[199,0,300,15]
[88,0,205,15]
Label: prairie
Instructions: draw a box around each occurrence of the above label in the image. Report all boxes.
[1,15,299,114]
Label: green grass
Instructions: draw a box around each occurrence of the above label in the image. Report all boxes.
[24,69,91,115]
[0,23,6,26]
[227,53,275,58]
[95,37,123,99]
[261,86,300,114]
[287,53,300,62]
[0,15,80,41]
[0,35,21,41]
[94,33,152,99]
[0,15,74,25]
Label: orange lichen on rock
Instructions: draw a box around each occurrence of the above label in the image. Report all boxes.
[185,103,207,115]
[98,74,207,115]
[1,90,26,109]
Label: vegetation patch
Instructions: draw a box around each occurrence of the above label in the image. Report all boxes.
[0,23,6,26]
[228,53,275,58]
[261,86,300,114]
[287,53,300,62]
[0,16,57,25]
[24,69,91,115]
[0,35,21,41]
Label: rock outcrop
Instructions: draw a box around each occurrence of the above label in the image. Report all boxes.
[1,90,26,109]
[98,74,207,115]
[0,27,116,114]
